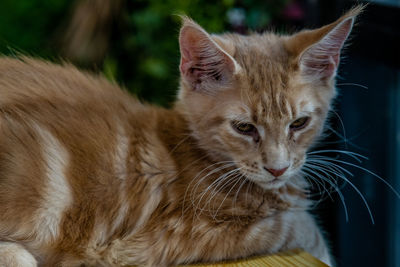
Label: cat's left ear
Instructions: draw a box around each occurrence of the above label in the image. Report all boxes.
[179,17,241,93]
[286,6,364,81]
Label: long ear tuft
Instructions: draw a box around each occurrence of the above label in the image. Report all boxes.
[178,16,241,93]
[286,5,365,81]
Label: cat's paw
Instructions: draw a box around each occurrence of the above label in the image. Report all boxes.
[0,242,37,267]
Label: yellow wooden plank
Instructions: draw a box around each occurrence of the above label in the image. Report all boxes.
[181,249,329,267]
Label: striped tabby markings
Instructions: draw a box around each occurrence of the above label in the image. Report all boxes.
[33,125,72,244]
[87,127,130,259]
[110,127,130,234]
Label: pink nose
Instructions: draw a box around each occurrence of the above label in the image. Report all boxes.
[265,167,288,177]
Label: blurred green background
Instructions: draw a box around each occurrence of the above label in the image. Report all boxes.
[0,0,288,106]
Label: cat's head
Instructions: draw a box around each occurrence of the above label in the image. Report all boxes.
[177,6,363,189]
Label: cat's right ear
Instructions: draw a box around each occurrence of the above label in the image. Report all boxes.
[285,5,364,83]
[179,17,241,93]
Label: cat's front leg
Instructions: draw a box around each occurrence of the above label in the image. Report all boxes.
[0,242,37,267]
[281,211,332,266]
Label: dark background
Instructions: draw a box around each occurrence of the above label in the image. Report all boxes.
[306,1,400,267]
[0,0,399,266]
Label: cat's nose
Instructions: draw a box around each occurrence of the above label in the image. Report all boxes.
[264,166,289,177]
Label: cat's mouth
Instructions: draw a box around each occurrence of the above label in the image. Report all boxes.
[260,177,288,189]
[236,163,295,189]
[243,172,289,189]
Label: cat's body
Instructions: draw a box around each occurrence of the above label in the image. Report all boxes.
[0,57,325,267]
[0,7,363,267]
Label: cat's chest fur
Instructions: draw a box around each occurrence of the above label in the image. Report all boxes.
[85,167,307,266]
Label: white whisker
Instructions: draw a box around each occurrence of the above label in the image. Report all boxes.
[332,169,374,224]
[301,169,329,200]
[188,161,235,201]
[319,158,400,199]
[194,167,240,215]
[336,82,368,89]
[331,110,348,149]
[308,149,368,162]
[302,167,349,222]
[306,160,347,190]
[302,167,337,206]
[206,171,242,213]
[213,173,244,220]
[182,161,235,217]
[304,149,400,224]
[307,157,354,177]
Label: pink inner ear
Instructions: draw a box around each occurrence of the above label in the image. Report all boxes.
[179,24,236,91]
[179,29,198,75]
[180,47,193,75]
[302,54,338,78]
[300,18,354,79]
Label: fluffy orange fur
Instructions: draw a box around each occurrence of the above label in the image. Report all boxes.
[0,6,363,267]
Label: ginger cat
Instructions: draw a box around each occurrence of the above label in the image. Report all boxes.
[0,6,363,267]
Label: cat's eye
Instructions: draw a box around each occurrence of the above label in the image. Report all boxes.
[231,121,259,142]
[290,117,310,131]
[235,123,255,133]
[233,122,255,133]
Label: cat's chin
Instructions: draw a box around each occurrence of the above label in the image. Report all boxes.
[255,178,288,190]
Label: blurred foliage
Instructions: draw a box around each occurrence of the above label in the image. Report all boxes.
[0,0,288,107]
[0,0,70,57]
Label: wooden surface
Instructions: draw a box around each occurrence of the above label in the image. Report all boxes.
[182,249,329,267]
